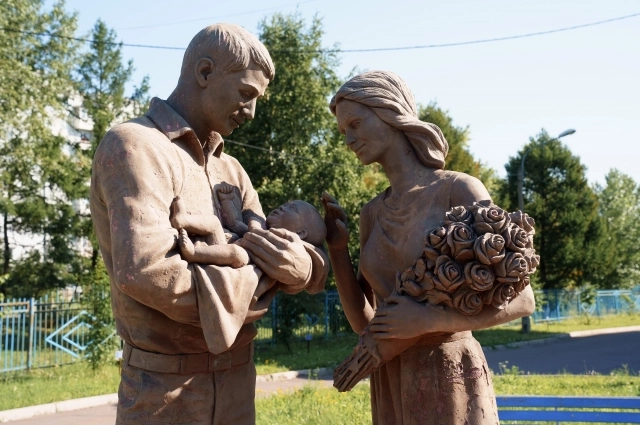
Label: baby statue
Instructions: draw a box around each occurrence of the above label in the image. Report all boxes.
[170,183,326,268]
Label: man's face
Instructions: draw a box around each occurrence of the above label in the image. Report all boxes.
[200,61,269,136]
[266,201,304,234]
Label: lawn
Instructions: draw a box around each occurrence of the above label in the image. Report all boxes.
[255,372,640,425]
[0,313,637,411]
[0,362,120,411]
[473,313,639,348]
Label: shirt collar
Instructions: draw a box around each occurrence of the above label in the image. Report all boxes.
[146,97,224,158]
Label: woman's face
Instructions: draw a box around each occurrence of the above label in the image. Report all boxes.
[335,99,403,166]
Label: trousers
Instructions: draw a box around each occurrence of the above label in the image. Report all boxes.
[116,342,256,425]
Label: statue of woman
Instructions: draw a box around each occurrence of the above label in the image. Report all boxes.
[322,71,535,425]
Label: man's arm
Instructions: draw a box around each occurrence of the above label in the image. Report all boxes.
[91,128,201,326]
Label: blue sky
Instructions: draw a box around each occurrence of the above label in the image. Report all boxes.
[55,0,640,186]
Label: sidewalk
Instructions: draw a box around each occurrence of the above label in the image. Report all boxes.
[2,325,639,424]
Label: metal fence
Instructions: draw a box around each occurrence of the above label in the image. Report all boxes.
[2,288,638,373]
[532,289,640,322]
[0,290,88,373]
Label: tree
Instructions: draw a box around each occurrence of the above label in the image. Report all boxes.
[0,0,88,297]
[500,131,603,289]
[227,13,385,348]
[593,169,640,289]
[419,103,500,198]
[74,20,150,368]
[76,19,150,154]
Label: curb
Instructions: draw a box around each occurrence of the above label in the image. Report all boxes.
[255,367,332,382]
[2,326,639,422]
[0,393,118,423]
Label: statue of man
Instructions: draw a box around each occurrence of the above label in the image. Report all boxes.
[89,23,328,425]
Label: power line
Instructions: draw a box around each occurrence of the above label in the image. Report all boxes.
[1,12,638,53]
[118,0,317,31]
[224,138,348,167]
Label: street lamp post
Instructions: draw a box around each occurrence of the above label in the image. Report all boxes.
[518,128,575,333]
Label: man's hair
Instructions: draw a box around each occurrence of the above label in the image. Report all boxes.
[296,201,327,247]
[181,23,275,81]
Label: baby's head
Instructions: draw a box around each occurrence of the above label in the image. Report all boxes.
[266,200,326,246]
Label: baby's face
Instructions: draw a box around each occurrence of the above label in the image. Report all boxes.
[266,201,303,234]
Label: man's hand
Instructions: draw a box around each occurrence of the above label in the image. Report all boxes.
[237,228,312,290]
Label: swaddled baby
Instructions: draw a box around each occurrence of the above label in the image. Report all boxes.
[170,183,326,268]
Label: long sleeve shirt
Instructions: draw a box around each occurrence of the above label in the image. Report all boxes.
[90,98,328,355]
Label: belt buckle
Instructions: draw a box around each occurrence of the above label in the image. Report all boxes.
[209,351,232,371]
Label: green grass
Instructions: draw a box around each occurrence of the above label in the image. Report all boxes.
[473,313,639,348]
[0,362,120,411]
[255,372,640,425]
[255,334,358,374]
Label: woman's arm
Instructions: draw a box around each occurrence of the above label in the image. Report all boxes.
[322,192,374,333]
[370,285,535,339]
[370,172,536,338]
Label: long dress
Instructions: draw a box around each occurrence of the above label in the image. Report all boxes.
[358,170,499,425]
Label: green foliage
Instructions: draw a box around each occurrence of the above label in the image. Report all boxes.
[74,20,149,368]
[227,13,385,312]
[0,0,88,297]
[499,131,603,289]
[82,257,116,369]
[76,19,150,151]
[418,103,500,197]
[593,169,640,289]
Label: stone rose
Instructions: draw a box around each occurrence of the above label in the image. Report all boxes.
[433,255,466,293]
[495,252,528,283]
[446,223,476,262]
[473,205,510,235]
[509,210,536,235]
[513,277,530,294]
[424,227,450,266]
[502,224,532,253]
[484,282,516,309]
[464,262,495,292]
[473,233,506,265]
[398,268,436,303]
[443,206,473,226]
[524,253,540,274]
[452,287,484,316]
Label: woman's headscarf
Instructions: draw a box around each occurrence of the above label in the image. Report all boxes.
[329,71,448,169]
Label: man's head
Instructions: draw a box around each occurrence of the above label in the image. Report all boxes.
[266,200,327,247]
[174,24,275,137]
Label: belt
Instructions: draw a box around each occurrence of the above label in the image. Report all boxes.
[123,342,253,375]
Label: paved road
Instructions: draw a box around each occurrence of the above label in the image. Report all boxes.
[484,331,640,374]
[8,332,640,424]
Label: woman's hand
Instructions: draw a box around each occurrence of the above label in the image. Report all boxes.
[321,191,349,250]
[369,294,449,340]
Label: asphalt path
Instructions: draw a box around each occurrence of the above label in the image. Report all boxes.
[484,331,640,374]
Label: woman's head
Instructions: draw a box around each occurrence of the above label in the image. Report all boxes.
[330,71,448,169]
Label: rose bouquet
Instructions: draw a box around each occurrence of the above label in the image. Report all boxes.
[333,201,539,392]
